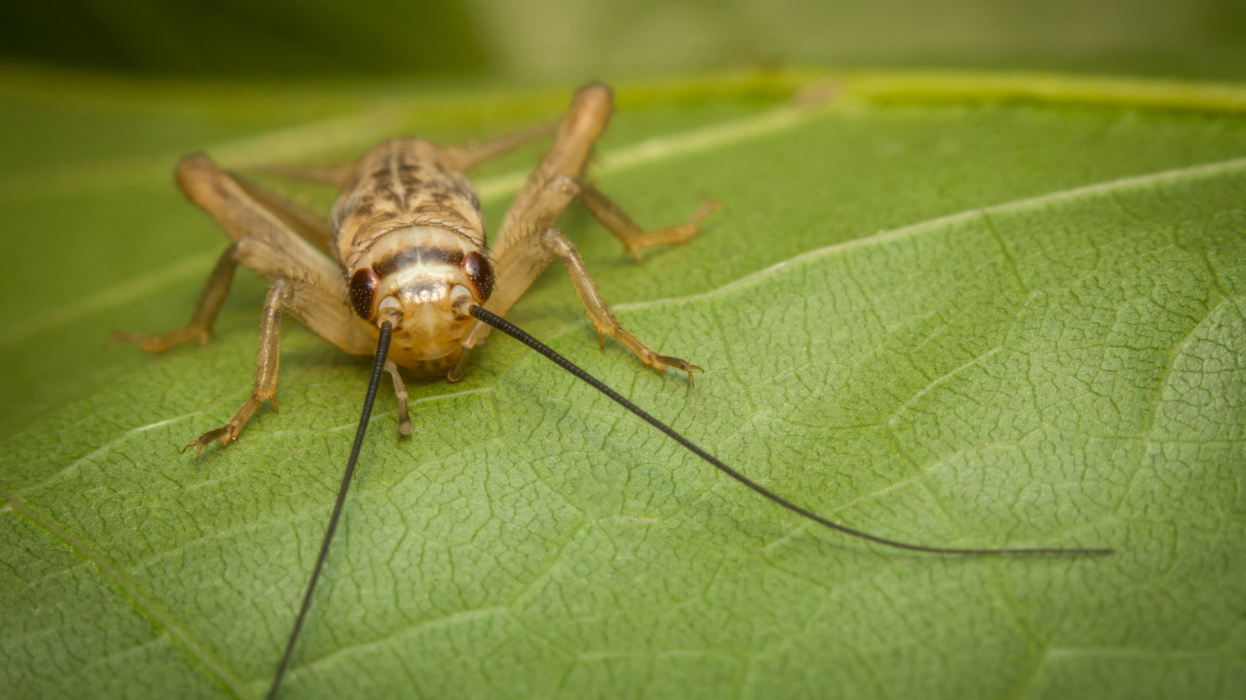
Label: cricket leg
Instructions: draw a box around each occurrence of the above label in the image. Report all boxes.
[252,164,352,189]
[185,279,291,457]
[541,226,701,384]
[444,118,560,171]
[179,154,336,254]
[573,179,720,262]
[167,156,397,448]
[110,242,240,352]
[447,83,617,381]
[384,361,412,436]
[187,235,403,448]
[173,154,376,357]
[233,177,334,253]
[490,83,614,260]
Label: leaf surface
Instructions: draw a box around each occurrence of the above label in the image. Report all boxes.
[1,73,1244,699]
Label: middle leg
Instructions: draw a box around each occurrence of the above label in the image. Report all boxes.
[184,278,291,456]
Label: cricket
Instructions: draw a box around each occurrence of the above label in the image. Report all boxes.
[113,83,1112,699]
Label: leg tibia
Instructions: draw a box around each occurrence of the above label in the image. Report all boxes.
[540,227,701,384]
[185,279,291,457]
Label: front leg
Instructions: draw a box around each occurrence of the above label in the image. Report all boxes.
[540,226,701,384]
[449,83,701,383]
[185,279,290,457]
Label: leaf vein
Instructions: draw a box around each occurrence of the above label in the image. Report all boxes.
[0,492,254,700]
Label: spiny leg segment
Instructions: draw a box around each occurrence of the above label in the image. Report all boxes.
[119,153,379,455]
[384,360,413,436]
[184,279,290,456]
[452,84,717,383]
[540,226,701,383]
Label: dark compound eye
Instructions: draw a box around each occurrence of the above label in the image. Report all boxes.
[348,268,380,319]
[462,251,494,301]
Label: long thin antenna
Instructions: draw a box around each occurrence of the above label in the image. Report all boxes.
[470,306,1112,557]
[267,321,394,700]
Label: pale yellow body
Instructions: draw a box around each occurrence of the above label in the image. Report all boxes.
[114,83,716,453]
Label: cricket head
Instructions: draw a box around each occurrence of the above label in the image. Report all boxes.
[347,227,495,360]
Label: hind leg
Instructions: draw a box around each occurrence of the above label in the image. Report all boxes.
[111,243,240,352]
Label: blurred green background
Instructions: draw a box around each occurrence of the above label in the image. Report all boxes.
[3,0,1246,82]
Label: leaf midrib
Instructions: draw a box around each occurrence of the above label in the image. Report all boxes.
[609,155,1246,317]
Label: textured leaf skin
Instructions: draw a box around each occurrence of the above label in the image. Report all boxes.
[1,75,1244,699]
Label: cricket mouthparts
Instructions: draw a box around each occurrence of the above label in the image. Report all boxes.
[377,302,404,330]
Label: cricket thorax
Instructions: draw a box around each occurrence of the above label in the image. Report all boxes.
[329,138,494,366]
[330,138,486,271]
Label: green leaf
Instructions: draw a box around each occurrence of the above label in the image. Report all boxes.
[2,72,1244,699]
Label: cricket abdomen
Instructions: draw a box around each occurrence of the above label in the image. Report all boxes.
[331,138,486,271]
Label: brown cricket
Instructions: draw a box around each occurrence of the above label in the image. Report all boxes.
[115,83,1111,699]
